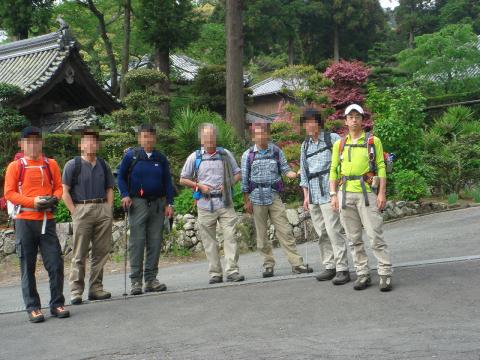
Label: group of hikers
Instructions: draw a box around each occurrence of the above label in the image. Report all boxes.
[3,103,393,324]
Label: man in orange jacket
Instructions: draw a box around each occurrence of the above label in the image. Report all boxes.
[4,127,70,323]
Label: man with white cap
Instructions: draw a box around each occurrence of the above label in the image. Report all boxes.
[329,104,393,292]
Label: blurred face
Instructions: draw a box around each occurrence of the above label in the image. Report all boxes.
[201,127,217,150]
[252,125,270,148]
[80,135,99,156]
[345,111,364,131]
[138,130,156,151]
[303,118,320,136]
[21,136,43,159]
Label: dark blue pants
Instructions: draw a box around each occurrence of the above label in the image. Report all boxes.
[15,219,65,312]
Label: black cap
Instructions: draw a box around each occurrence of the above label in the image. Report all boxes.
[21,126,42,139]
[80,128,100,139]
[137,123,156,134]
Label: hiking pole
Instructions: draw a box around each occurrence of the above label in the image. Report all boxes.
[303,212,309,268]
[122,209,129,298]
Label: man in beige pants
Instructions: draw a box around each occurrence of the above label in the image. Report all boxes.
[63,129,115,304]
[299,108,350,285]
[242,123,313,278]
[180,123,245,284]
[330,104,393,292]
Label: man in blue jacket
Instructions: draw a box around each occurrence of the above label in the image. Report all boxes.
[118,124,174,295]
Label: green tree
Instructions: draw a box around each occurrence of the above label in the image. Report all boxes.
[423,106,480,194]
[366,84,426,172]
[395,0,439,48]
[185,23,226,65]
[0,0,54,39]
[137,0,200,120]
[397,24,480,94]
[438,0,480,33]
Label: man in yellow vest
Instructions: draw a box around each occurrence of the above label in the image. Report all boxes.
[329,104,393,292]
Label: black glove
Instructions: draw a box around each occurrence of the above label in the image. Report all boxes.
[36,196,59,210]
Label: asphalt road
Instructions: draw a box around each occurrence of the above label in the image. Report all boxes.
[0,207,479,359]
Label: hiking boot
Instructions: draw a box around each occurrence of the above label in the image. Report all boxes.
[131,281,143,295]
[332,271,351,285]
[144,279,167,293]
[88,290,112,301]
[209,276,223,284]
[70,294,82,305]
[50,306,70,318]
[315,268,336,281]
[28,309,45,323]
[379,275,393,292]
[226,273,245,282]
[262,267,274,278]
[353,274,372,290]
[292,264,313,274]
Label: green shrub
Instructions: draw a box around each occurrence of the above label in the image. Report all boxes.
[447,193,458,204]
[54,200,71,223]
[392,169,428,201]
[271,122,303,144]
[174,187,197,215]
[172,107,244,161]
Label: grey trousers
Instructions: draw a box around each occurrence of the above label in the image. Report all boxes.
[128,197,165,283]
[15,219,65,312]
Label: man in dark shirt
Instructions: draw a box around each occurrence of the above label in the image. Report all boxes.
[63,129,115,305]
[117,124,174,295]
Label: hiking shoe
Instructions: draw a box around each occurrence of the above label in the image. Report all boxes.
[88,290,112,301]
[292,264,313,274]
[50,306,70,318]
[209,276,223,284]
[379,275,393,292]
[315,268,336,281]
[332,271,351,285]
[70,294,82,305]
[226,273,245,282]
[28,309,45,323]
[131,281,143,295]
[262,267,274,278]
[353,274,372,290]
[144,279,167,292]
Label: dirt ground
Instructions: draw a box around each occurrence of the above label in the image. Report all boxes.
[0,252,205,287]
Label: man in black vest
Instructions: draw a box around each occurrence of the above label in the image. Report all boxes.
[63,129,115,305]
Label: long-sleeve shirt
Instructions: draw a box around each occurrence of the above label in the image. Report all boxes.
[4,157,63,220]
[241,143,290,206]
[330,132,386,193]
[117,148,174,204]
[300,132,340,205]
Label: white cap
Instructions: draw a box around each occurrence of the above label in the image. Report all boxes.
[344,104,365,116]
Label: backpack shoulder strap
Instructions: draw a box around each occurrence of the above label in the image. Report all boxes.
[97,157,109,189]
[194,150,202,177]
[338,136,347,157]
[72,156,82,187]
[271,144,282,174]
[324,131,332,149]
[246,146,256,183]
[17,158,27,189]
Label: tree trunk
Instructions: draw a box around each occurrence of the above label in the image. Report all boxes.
[79,0,119,95]
[408,31,414,49]
[154,47,170,126]
[288,36,294,65]
[333,23,340,63]
[119,0,131,99]
[226,0,245,139]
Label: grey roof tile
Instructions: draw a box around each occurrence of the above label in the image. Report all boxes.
[0,30,76,94]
